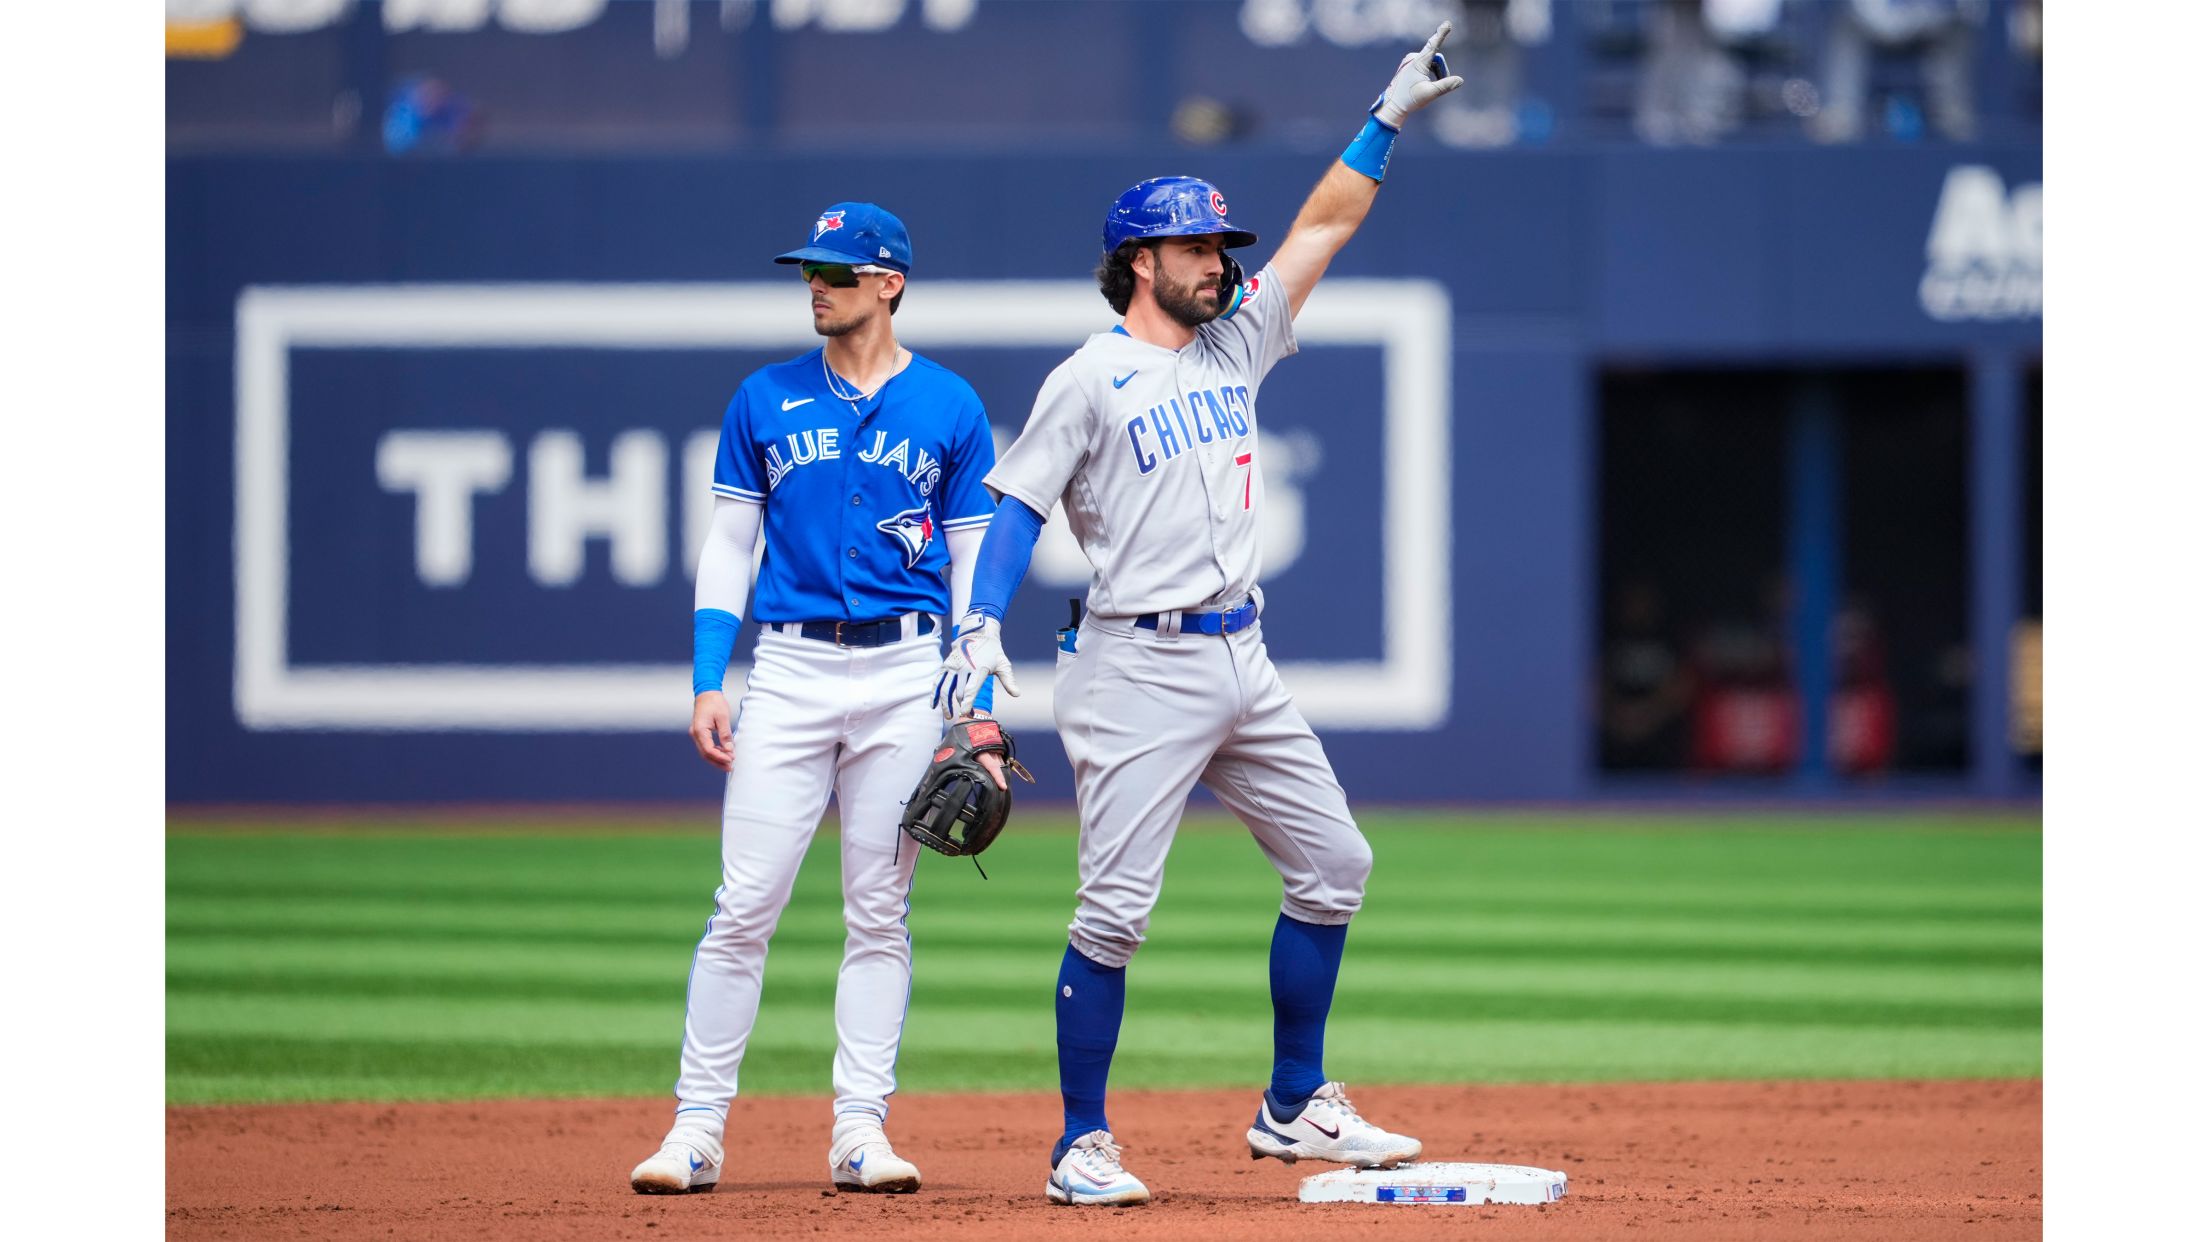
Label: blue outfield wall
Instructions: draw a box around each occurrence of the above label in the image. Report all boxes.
[165,144,2041,804]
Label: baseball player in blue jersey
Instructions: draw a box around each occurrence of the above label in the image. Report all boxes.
[630,202,1001,1197]
[934,25,1464,1206]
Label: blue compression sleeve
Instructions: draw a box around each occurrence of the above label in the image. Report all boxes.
[967,498,1045,623]
[692,608,742,696]
[1341,114,1399,182]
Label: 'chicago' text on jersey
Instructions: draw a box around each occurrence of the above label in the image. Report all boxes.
[764,427,945,494]
[1123,385,1254,475]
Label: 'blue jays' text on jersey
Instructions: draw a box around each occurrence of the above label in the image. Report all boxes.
[713,349,996,622]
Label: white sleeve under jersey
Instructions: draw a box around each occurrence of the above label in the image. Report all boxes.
[693,496,763,616]
[985,263,1298,619]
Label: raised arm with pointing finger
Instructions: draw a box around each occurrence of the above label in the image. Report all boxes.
[935,21,1462,725]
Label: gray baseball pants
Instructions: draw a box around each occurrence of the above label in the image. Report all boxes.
[1052,612,1373,969]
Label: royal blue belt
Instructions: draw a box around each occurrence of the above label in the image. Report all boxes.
[1134,598,1257,636]
[783,614,934,647]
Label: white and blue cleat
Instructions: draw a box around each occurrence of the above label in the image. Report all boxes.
[1246,1081,1423,1169]
[630,1135,723,1194]
[830,1122,922,1193]
[1046,1129,1152,1206]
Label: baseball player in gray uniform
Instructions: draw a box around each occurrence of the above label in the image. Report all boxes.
[935,23,1464,1207]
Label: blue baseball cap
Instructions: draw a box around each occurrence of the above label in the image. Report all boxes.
[774,202,912,274]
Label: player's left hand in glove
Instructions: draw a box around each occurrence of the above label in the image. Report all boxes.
[902,715,1034,864]
[934,612,1019,720]
[1371,20,1465,129]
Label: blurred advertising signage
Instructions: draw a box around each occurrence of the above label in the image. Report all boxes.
[166,0,611,35]
[231,282,1452,732]
[1921,165,2041,322]
[166,0,982,36]
[1241,0,1552,47]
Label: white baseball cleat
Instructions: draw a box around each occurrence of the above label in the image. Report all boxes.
[829,1122,922,1193]
[630,1134,724,1194]
[1046,1129,1151,1206]
[1246,1081,1423,1168]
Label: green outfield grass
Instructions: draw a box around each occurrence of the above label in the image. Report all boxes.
[166,812,2041,1105]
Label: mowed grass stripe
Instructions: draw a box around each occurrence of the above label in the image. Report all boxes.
[166,814,2039,1102]
[168,915,2040,969]
[164,938,2039,1006]
[165,831,2039,894]
[166,965,2037,1031]
[168,996,2032,1060]
[167,893,2044,940]
[164,879,2041,928]
[166,1016,2041,1105]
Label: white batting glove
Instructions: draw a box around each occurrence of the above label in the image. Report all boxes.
[1371,20,1465,129]
[934,612,1019,720]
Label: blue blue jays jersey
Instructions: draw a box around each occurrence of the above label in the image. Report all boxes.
[712,349,996,622]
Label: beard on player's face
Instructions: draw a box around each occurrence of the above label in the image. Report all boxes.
[1148,264,1222,329]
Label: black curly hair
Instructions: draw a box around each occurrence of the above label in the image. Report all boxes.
[1095,240,1152,316]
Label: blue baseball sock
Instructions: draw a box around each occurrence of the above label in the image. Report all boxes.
[1268,913,1349,1111]
[1053,943,1126,1164]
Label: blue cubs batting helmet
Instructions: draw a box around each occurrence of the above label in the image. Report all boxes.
[1102,176,1259,255]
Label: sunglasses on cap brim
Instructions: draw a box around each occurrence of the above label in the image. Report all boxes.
[800,262,897,288]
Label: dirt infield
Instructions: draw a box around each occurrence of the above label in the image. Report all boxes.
[167,1080,2039,1240]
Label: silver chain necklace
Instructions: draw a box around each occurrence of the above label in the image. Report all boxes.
[822,352,889,415]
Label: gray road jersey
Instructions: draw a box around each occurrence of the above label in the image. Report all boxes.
[986,264,1298,618]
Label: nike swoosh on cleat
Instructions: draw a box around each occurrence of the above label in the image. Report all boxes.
[782,396,816,411]
[851,1153,865,1170]
[688,1153,704,1172]
[1304,1119,1341,1139]
[1112,371,1138,388]
[1061,1173,1116,1193]
[1253,1114,1298,1143]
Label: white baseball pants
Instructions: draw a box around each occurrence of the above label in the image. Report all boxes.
[1053,615,1374,969]
[673,623,943,1126]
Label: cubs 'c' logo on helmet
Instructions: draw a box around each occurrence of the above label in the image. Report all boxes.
[1209,189,1228,217]
[813,210,846,241]
[876,506,935,568]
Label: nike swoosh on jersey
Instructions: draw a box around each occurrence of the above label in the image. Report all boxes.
[1112,371,1138,388]
[782,396,816,411]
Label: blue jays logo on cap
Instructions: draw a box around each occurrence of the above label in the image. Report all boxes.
[777,201,913,273]
[876,506,935,568]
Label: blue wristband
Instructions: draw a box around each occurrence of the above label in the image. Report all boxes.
[1341,114,1398,182]
[692,608,742,696]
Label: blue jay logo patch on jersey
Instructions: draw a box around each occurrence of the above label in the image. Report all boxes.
[814,210,846,241]
[876,505,935,568]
